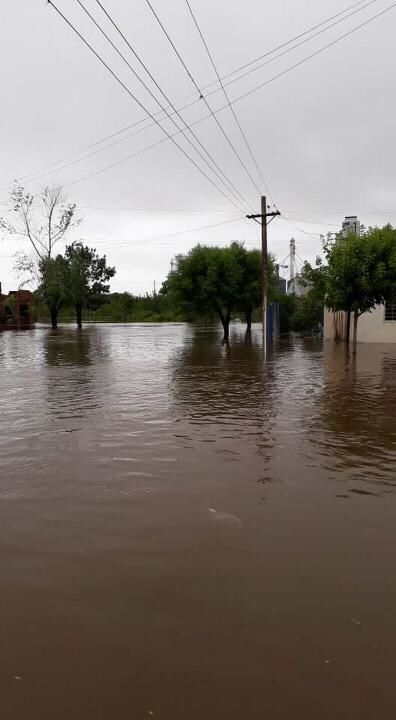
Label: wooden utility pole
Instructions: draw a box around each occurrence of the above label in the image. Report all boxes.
[247,196,280,353]
[261,195,269,349]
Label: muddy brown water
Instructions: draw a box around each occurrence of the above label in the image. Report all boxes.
[1,324,396,719]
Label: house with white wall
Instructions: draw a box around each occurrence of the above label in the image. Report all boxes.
[324,215,396,343]
[324,301,396,343]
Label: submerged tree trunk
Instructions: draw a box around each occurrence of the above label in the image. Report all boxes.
[76,304,83,329]
[345,310,351,344]
[49,305,58,330]
[352,310,359,350]
[219,310,231,343]
[245,311,252,335]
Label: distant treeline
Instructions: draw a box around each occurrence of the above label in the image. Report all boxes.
[35,292,190,324]
[35,289,323,332]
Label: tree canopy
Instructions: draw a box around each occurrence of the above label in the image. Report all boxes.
[65,242,116,328]
[164,242,277,341]
[301,225,396,343]
[36,242,115,329]
[38,255,70,329]
[235,246,277,330]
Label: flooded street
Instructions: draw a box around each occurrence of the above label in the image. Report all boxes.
[1,324,396,719]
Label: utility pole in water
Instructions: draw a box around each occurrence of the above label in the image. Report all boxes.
[247,196,280,353]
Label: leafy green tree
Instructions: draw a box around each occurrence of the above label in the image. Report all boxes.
[165,243,278,340]
[302,226,396,344]
[166,243,248,342]
[236,248,278,332]
[65,242,116,328]
[290,292,324,333]
[327,227,396,342]
[278,294,296,333]
[38,255,69,329]
[98,292,135,322]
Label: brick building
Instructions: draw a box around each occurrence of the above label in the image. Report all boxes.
[0,283,35,326]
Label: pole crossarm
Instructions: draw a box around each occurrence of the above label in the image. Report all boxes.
[246,211,281,220]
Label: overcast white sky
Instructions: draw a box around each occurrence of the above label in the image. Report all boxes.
[1,0,395,293]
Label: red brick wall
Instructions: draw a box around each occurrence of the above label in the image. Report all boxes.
[0,290,35,325]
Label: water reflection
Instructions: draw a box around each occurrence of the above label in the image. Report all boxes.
[315,343,396,490]
[2,325,396,719]
[44,328,92,366]
[169,327,281,488]
[170,329,278,430]
[44,328,100,423]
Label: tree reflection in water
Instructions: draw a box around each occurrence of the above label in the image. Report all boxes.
[169,325,279,485]
[315,343,396,490]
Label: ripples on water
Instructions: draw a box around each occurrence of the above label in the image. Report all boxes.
[2,323,395,498]
[1,324,396,719]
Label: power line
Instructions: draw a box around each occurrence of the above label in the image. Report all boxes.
[182,0,378,203]
[218,0,380,94]
[99,239,259,248]
[296,229,323,237]
[3,116,153,188]
[1,0,378,187]
[83,215,248,247]
[47,0,246,213]
[143,0,262,198]
[184,0,276,207]
[84,0,251,210]
[65,0,394,190]
[277,251,290,267]
[80,206,240,212]
[16,111,164,187]
[2,0,380,189]
[280,215,327,238]
[220,0,372,82]
[61,124,221,189]
[283,209,396,214]
[285,216,339,227]
[231,1,396,106]
[40,0,395,191]
[141,214,246,241]
[87,0,250,210]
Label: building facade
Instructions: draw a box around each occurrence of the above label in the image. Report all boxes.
[0,284,35,327]
[342,215,361,237]
[324,301,396,343]
[323,215,396,342]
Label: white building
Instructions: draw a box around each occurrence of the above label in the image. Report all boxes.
[324,215,396,343]
[342,215,361,237]
[287,238,309,297]
[324,301,396,343]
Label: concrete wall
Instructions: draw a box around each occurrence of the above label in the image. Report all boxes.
[324,305,396,343]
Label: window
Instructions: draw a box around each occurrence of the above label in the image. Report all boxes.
[385,301,396,321]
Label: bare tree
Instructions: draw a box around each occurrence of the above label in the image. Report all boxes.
[0,183,80,261]
[13,251,40,290]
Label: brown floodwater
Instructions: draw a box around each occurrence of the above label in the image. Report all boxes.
[1,323,396,719]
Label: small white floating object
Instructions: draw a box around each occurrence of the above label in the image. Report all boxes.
[209,508,242,528]
[14,676,22,681]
